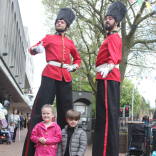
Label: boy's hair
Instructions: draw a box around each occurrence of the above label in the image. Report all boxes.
[66,109,80,121]
[41,104,54,113]
[10,121,14,125]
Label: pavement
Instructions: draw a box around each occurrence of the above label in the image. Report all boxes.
[0,129,126,156]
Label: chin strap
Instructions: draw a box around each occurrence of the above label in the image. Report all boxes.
[106,30,118,38]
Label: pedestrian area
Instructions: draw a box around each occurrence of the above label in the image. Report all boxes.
[0,129,126,156]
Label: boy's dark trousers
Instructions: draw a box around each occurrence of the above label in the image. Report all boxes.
[92,80,120,156]
[22,76,73,156]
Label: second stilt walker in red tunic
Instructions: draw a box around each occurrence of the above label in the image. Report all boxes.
[92,2,127,156]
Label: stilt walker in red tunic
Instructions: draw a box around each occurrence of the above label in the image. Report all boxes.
[22,8,81,156]
[92,2,127,156]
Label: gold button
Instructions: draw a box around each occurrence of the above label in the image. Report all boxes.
[52,145,54,148]
[62,62,64,64]
[46,132,48,134]
[63,41,64,42]
[64,49,65,52]
[44,145,46,147]
[37,144,38,146]
[35,153,36,155]
[64,53,65,54]
[63,59,65,61]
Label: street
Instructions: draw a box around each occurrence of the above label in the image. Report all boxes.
[0,129,126,156]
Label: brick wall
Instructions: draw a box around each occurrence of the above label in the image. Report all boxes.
[119,134,127,153]
[91,131,127,153]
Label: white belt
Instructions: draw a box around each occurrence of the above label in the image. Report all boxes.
[48,61,68,68]
[96,63,119,72]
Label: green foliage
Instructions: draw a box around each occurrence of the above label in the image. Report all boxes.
[140,97,151,115]
[120,78,141,116]
[120,78,154,117]
[149,108,155,114]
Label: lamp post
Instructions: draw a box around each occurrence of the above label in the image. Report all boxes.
[131,81,140,121]
[132,88,134,121]
[78,67,83,91]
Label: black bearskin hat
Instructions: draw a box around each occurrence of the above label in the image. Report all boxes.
[55,8,75,27]
[105,1,127,22]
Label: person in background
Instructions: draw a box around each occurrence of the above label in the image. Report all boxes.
[30,104,62,156]
[27,116,31,130]
[143,115,153,145]
[8,109,20,142]
[24,116,27,130]
[8,121,15,143]
[142,115,149,125]
[57,109,87,156]
[20,115,24,130]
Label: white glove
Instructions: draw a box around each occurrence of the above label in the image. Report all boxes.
[99,63,115,78]
[31,42,44,54]
[67,64,79,72]
[100,68,109,78]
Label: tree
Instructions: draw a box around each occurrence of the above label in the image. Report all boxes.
[120,78,141,116]
[41,0,156,97]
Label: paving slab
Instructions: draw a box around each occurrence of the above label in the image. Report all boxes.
[0,129,126,156]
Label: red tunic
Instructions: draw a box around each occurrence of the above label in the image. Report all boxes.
[30,34,81,82]
[96,33,122,82]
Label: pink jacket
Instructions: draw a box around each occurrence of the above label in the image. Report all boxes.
[30,122,62,156]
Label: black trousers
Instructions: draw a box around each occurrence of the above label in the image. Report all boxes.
[92,80,120,156]
[22,76,73,156]
[13,127,18,141]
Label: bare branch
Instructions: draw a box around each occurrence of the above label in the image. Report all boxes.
[127,63,155,69]
[133,39,156,46]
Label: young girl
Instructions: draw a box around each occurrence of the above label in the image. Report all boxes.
[30,104,62,156]
[8,121,15,143]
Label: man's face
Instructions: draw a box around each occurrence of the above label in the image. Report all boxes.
[104,16,116,31]
[55,20,67,33]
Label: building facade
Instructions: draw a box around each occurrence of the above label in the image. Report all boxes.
[0,0,34,115]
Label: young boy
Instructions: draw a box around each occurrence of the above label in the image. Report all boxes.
[57,109,87,156]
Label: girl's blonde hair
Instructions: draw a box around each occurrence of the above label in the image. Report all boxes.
[41,104,54,113]
[10,121,14,125]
